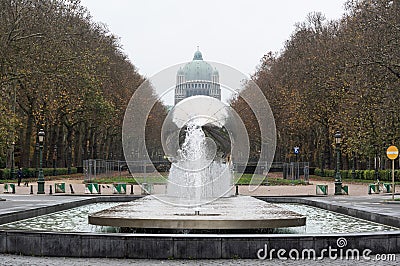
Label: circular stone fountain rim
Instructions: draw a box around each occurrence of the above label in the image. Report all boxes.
[88,195,306,230]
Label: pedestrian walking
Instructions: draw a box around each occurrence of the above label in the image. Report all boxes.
[17,168,23,186]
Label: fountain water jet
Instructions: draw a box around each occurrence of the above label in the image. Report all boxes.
[167,121,233,204]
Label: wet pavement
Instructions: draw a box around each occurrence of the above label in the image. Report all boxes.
[0,195,95,217]
[0,254,398,265]
[308,195,400,219]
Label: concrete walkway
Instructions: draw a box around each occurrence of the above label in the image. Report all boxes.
[308,194,400,220]
[0,193,399,264]
[0,195,93,218]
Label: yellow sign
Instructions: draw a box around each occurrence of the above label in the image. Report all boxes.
[387,146,399,160]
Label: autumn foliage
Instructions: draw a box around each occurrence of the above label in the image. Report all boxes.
[233,0,400,169]
[0,0,163,169]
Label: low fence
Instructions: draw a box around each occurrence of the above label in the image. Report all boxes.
[83,159,170,182]
[282,162,310,182]
[84,160,310,182]
[84,160,124,182]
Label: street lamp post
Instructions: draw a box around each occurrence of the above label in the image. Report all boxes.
[374,144,379,182]
[10,141,15,180]
[334,130,342,195]
[53,145,57,176]
[35,143,39,178]
[37,129,45,194]
[320,151,324,177]
[294,146,300,180]
[67,145,72,175]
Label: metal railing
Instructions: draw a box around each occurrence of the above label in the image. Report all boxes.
[283,162,310,182]
[83,159,309,182]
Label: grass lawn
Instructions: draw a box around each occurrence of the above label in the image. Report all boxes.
[86,173,307,186]
[3,173,395,187]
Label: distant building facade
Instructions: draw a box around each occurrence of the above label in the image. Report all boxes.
[174,49,221,105]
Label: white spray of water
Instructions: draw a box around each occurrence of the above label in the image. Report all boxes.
[167,122,233,203]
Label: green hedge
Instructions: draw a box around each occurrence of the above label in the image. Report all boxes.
[0,167,77,180]
[315,168,400,181]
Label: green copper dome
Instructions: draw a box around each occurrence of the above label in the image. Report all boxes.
[182,49,213,81]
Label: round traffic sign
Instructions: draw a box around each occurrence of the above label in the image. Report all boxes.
[387,146,399,160]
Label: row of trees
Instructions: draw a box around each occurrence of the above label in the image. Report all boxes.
[0,0,163,171]
[3,0,397,173]
[233,0,399,169]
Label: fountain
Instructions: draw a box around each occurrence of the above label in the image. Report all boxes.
[89,96,306,232]
[166,121,233,202]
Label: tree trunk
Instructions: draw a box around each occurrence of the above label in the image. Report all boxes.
[66,125,73,174]
[21,113,34,167]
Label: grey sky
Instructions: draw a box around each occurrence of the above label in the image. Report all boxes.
[80,0,347,78]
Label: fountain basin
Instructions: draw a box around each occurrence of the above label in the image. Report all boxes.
[0,196,399,258]
[88,195,306,230]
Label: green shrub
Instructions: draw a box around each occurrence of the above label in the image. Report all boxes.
[314,168,322,176]
[355,170,363,179]
[378,170,389,181]
[324,169,335,177]
[315,168,400,181]
[0,169,10,179]
[363,170,373,180]
[340,170,349,179]
[386,170,400,182]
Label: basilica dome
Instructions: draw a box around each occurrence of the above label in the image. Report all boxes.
[175,49,220,105]
[181,50,214,81]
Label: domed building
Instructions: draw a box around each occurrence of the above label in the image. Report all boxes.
[174,49,221,105]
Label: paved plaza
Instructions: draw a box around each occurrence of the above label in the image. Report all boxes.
[0,253,398,265]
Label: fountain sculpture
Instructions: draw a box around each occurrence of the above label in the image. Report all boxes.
[89,96,306,232]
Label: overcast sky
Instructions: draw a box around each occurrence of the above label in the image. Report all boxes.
[80,0,348,78]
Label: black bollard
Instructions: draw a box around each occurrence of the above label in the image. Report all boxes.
[30,185,33,194]
[69,184,75,194]
[49,185,53,195]
[235,185,239,196]
[130,184,134,194]
[98,185,101,194]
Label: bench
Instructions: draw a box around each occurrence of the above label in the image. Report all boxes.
[3,183,15,194]
[316,184,328,195]
[85,183,100,194]
[383,183,393,193]
[368,183,380,194]
[341,185,349,195]
[113,183,127,194]
[55,183,66,193]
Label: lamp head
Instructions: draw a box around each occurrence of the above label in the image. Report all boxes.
[38,129,45,144]
[334,130,342,145]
